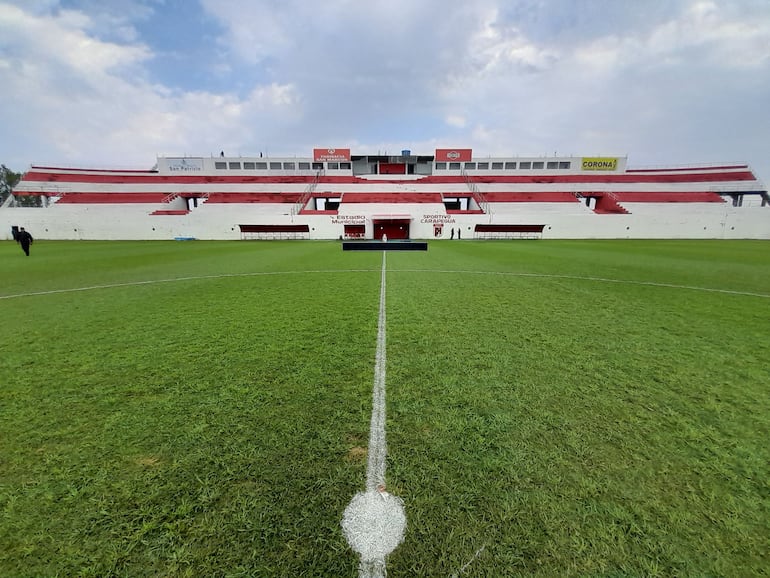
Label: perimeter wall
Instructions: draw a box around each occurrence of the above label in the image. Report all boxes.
[2,203,769,240]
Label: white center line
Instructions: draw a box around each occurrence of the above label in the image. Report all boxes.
[367,252,389,491]
[342,252,406,578]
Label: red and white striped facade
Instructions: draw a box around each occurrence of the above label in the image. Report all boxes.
[5,149,769,240]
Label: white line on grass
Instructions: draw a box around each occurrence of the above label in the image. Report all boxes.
[342,252,406,578]
[2,269,767,301]
[450,543,487,578]
[392,269,770,299]
[367,252,389,492]
[0,270,378,300]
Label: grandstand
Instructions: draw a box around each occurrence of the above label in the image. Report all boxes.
[4,148,768,240]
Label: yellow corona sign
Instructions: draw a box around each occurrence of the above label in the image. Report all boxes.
[582,157,618,171]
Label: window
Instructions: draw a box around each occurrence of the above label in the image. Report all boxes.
[465,162,476,170]
[229,162,241,169]
[519,161,532,169]
[533,161,544,169]
[298,162,311,170]
[215,161,227,169]
[559,161,571,169]
[255,162,267,169]
[243,162,256,169]
[312,162,324,170]
[269,162,282,170]
[477,162,489,169]
[435,162,447,170]
[283,162,295,170]
[505,162,516,169]
[491,162,503,169]
[327,162,339,170]
[449,162,461,170]
[547,161,558,169]
[340,162,351,170]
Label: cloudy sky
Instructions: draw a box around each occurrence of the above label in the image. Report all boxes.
[1,0,769,180]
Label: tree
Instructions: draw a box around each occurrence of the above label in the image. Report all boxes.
[0,165,21,205]
[0,165,41,207]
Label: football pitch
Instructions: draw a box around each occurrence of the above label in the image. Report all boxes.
[1,239,769,577]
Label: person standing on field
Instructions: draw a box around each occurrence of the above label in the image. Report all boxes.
[17,227,33,256]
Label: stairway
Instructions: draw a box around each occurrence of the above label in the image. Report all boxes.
[294,170,323,215]
[593,192,630,214]
[461,169,489,213]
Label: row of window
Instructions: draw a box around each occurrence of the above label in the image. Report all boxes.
[215,159,573,171]
[435,161,572,170]
[215,161,352,171]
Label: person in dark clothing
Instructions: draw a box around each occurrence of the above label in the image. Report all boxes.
[17,227,33,256]
[457,228,461,240]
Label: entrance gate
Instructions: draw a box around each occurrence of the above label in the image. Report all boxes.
[373,218,410,240]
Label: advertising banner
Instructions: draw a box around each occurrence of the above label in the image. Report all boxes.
[581,157,618,171]
[435,149,473,162]
[313,148,351,162]
[166,158,204,172]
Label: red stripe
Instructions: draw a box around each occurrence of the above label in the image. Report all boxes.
[55,193,168,203]
[206,192,302,203]
[612,192,725,202]
[484,192,578,202]
[626,165,748,173]
[468,172,757,184]
[21,170,758,186]
[30,165,156,173]
[341,193,444,203]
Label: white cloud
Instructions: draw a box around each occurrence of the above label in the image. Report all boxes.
[445,115,467,129]
[0,0,768,181]
[0,1,306,166]
[468,7,559,75]
[663,1,770,67]
[0,4,150,92]
[573,0,770,74]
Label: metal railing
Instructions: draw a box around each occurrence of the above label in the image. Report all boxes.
[294,170,323,215]
[708,183,767,193]
[461,169,489,214]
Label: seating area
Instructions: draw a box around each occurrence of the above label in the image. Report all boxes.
[467,170,757,184]
[340,192,444,203]
[483,192,579,202]
[8,157,765,240]
[624,164,748,173]
[611,192,725,203]
[54,193,168,204]
[205,192,303,203]
[586,191,726,214]
[618,202,735,216]
[487,201,593,216]
[23,171,321,185]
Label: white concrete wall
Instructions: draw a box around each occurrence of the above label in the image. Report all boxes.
[2,202,768,240]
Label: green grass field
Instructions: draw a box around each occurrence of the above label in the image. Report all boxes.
[1,239,769,577]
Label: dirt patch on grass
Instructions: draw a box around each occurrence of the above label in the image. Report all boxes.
[346,446,367,462]
[134,455,162,467]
